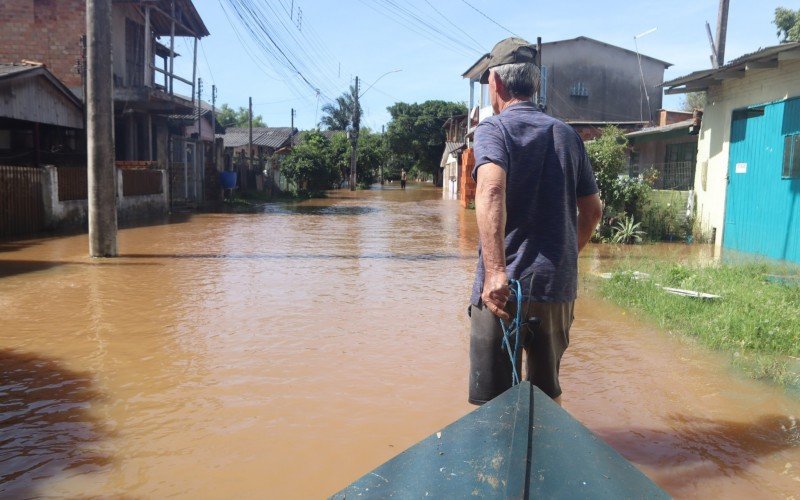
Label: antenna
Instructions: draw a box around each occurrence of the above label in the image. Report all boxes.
[634,27,657,125]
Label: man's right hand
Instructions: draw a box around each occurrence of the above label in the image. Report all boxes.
[481,271,510,321]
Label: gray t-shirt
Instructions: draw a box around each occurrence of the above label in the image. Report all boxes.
[470,102,598,305]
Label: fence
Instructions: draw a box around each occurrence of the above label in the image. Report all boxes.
[56,167,88,201]
[628,161,695,191]
[0,165,45,238]
[122,169,163,196]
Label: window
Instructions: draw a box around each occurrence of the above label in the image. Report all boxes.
[783,134,800,179]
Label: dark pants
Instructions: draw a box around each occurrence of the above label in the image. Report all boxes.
[469,301,574,404]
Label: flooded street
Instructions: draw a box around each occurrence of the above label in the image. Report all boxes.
[2,184,799,498]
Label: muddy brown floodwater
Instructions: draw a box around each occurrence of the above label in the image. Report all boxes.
[1,184,799,498]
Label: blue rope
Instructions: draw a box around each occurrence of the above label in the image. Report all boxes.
[498,279,524,386]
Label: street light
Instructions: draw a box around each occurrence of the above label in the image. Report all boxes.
[359,69,402,98]
[350,69,402,190]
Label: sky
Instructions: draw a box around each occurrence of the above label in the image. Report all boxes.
[173,0,800,131]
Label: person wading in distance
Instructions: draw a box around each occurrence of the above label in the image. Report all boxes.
[468,37,603,407]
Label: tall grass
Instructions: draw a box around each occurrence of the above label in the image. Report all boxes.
[599,261,800,385]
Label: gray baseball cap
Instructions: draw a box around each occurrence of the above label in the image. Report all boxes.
[480,37,537,84]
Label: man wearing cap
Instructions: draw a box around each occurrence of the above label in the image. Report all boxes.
[468,38,602,406]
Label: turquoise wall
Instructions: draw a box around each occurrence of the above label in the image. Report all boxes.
[724,97,800,263]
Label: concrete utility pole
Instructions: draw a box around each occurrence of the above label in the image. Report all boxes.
[291,108,295,131]
[211,85,217,173]
[715,0,730,66]
[86,0,118,257]
[349,76,360,191]
[248,96,253,171]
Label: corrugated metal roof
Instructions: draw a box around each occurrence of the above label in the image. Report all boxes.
[663,42,800,91]
[0,63,38,78]
[220,127,297,149]
[440,141,465,167]
[625,119,694,138]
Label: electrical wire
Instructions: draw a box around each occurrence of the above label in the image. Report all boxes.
[460,0,520,38]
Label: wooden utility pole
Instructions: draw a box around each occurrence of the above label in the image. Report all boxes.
[291,108,295,131]
[715,0,730,66]
[248,96,253,171]
[86,0,118,257]
[349,76,360,191]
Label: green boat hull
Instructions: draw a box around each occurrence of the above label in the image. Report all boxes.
[331,382,669,499]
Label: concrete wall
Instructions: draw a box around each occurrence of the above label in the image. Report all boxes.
[541,38,666,123]
[693,59,800,247]
[41,165,168,229]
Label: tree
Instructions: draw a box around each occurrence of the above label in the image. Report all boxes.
[681,91,707,112]
[774,7,800,42]
[281,131,340,196]
[320,85,362,131]
[585,125,629,213]
[356,129,388,186]
[385,100,467,186]
[217,103,266,128]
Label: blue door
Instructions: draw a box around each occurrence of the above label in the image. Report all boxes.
[724,98,800,263]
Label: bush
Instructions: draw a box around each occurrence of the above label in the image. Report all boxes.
[281,131,340,196]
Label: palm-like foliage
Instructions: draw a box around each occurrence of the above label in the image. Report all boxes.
[612,216,646,244]
[320,85,362,131]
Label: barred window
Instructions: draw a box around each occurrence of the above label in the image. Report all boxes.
[783,134,800,179]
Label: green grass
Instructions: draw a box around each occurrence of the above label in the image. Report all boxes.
[599,261,800,386]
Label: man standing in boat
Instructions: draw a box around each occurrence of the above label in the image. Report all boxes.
[468,38,602,406]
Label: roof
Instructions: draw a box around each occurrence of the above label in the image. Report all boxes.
[220,127,297,149]
[663,42,800,94]
[463,36,671,80]
[625,118,694,138]
[0,63,83,127]
[146,0,209,38]
[440,141,466,168]
[542,37,672,67]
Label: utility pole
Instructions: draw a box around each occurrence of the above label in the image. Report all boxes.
[197,78,203,202]
[211,85,217,173]
[248,96,253,171]
[715,0,730,66]
[86,0,117,257]
[349,76,360,191]
[291,108,295,131]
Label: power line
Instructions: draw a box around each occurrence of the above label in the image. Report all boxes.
[460,0,520,38]
[422,0,488,53]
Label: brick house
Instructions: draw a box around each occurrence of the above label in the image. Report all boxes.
[0,0,210,206]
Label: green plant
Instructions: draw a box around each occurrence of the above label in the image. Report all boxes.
[611,216,646,244]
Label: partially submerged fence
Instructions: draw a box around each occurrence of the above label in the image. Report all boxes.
[122,169,163,196]
[0,165,45,238]
[56,166,88,201]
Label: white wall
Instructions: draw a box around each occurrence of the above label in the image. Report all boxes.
[693,59,800,246]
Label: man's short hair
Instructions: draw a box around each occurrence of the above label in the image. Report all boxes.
[492,63,540,100]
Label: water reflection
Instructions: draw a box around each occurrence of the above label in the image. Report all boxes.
[1,185,800,497]
[0,350,111,498]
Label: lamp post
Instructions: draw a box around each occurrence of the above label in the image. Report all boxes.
[350,69,402,191]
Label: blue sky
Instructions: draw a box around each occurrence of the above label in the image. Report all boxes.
[174,0,799,131]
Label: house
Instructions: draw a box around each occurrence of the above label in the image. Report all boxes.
[456,36,671,207]
[219,127,297,193]
[440,115,467,200]
[539,37,671,133]
[462,37,671,142]
[0,0,210,207]
[663,41,800,263]
[168,101,221,206]
[0,63,85,168]
[625,109,701,190]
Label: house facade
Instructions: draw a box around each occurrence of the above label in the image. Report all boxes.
[664,42,800,263]
[625,109,700,190]
[1,0,209,200]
